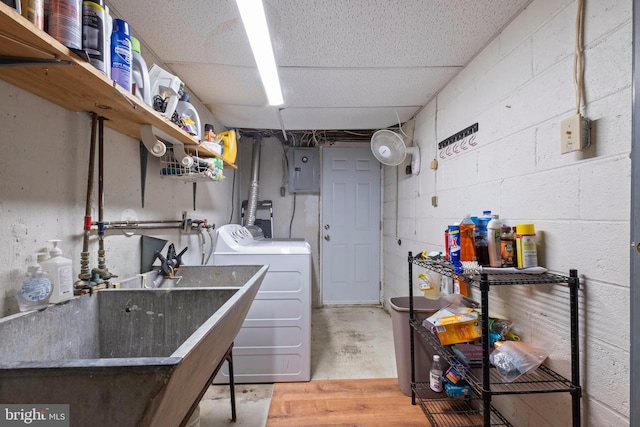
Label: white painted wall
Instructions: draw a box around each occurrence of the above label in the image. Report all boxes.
[234,136,321,306]
[0,77,235,314]
[382,0,631,425]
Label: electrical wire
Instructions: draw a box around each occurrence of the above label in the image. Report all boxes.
[395,110,411,140]
[289,193,296,238]
[574,0,586,114]
[228,168,236,223]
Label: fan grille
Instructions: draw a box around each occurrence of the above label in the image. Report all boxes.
[371,130,406,165]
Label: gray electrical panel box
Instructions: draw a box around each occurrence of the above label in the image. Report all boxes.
[287,147,320,194]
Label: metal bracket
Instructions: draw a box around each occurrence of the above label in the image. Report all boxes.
[0,56,72,67]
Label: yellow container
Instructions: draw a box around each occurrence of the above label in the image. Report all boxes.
[515,223,538,268]
[219,130,237,164]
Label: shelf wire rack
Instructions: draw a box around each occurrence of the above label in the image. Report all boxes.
[160,145,224,183]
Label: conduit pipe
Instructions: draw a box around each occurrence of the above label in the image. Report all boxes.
[97,117,107,271]
[245,136,262,226]
[78,113,98,283]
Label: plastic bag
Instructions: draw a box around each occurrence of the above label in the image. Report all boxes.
[489,341,554,382]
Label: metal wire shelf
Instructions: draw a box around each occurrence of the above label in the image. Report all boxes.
[412,383,513,427]
[160,145,225,183]
[410,318,576,396]
[408,251,581,427]
[409,255,571,287]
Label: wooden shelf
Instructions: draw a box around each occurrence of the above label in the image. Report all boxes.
[0,3,236,169]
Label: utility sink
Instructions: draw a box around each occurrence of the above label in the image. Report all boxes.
[0,264,268,427]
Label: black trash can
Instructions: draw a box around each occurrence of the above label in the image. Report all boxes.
[389,296,446,396]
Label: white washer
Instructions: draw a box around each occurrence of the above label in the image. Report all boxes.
[212,224,311,383]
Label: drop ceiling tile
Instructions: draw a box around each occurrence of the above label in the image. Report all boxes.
[279,66,460,108]
[270,0,532,67]
[107,0,254,65]
[168,63,266,106]
[208,104,282,129]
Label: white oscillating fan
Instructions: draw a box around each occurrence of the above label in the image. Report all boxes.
[370,129,421,175]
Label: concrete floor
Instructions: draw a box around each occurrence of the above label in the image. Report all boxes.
[198,305,397,427]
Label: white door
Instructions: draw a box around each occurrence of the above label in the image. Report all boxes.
[321,147,381,304]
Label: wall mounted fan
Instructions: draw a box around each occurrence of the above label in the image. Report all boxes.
[370,129,421,175]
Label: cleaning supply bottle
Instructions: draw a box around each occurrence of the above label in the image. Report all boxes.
[15,253,52,312]
[131,36,151,105]
[103,4,112,78]
[475,217,490,266]
[459,214,476,262]
[40,239,74,303]
[429,354,444,392]
[487,214,502,267]
[447,223,462,273]
[110,18,132,92]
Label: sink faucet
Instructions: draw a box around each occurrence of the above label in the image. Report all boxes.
[154,244,188,278]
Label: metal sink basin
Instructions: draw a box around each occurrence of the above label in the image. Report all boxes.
[0,264,268,427]
[156,265,267,289]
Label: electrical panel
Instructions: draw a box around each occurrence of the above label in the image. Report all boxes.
[287,148,320,194]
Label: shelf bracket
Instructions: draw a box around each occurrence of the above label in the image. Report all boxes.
[140,124,168,157]
[140,124,193,165]
[0,56,72,67]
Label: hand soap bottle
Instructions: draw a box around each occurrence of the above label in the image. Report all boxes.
[16,253,52,312]
[41,239,74,303]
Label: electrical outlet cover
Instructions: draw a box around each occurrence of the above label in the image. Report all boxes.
[561,113,590,154]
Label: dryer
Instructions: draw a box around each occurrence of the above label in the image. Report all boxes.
[212,224,311,383]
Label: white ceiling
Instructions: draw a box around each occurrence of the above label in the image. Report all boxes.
[107,0,531,132]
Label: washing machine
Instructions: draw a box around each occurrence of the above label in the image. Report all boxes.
[212,224,311,383]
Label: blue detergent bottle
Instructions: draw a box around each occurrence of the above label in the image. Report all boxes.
[111,18,132,92]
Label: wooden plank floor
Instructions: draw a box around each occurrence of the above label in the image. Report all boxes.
[266,378,427,426]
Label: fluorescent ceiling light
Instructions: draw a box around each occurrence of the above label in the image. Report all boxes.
[236,0,284,106]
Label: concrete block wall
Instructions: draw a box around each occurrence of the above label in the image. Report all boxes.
[382,0,631,425]
[0,79,233,316]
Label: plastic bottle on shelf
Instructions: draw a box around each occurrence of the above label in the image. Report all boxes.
[447,223,462,273]
[40,240,74,304]
[459,214,476,262]
[103,4,112,79]
[15,253,52,312]
[500,226,516,267]
[110,18,132,92]
[429,354,444,393]
[475,217,490,266]
[480,210,492,224]
[516,223,538,268]
[487,214,502,267]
